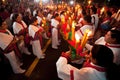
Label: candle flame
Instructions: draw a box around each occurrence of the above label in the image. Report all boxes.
[75,33,80,43]
[42,24,44,27]
[2,0,5,2]
[101,7,104,14]
[43,17,46,20]
[88,0,91,5]
[69,17,71,20]
[85,29,92,36]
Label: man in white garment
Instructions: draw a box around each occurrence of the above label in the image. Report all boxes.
[86,28,120,65]
[0,18,25,74]
[51,13,60,49]
[28,17,45,59]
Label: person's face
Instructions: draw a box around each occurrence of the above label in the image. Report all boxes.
[105,31,115,43]
[16,14,22,22]
[33,19,38,26]
[0,21,8,30]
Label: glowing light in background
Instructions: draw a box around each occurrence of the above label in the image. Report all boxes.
[34,0,49,4]
[70,0,74,5]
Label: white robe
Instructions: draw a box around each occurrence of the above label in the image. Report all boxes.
[12,20,27,35]
[28,25,43,59]
[56,57,106,80]
[91,14,99,29]
[51,19,59,48]
[75,24,95,40]
[0,29,23,73]
[36,16,42,25]
[86,37,120,65]
[12,20,30,55]
[0,29,13,50]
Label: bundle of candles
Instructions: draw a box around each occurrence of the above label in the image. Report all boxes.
[68,28,92,60]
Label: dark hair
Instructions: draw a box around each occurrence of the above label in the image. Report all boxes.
[91,44,120,80]
[106,11,112,17]
[60,11,65,15]
[30,17,37,24]
[91,44,114,67]
[83,15,91,23]
[110,29,120,44]
[0,17,3,26]
[35,10,41,17]
[53,13,59,19]
[91,6,97,14]
[12,13,19,22]
[81,9,87,16]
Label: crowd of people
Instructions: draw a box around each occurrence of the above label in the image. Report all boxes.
[0,1,120,80]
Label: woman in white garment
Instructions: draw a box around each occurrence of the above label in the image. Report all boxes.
[56,44,120,80]
[12,13,31,55]
[51,13,60,49]
[28,17,45,59]
[86,28,120,65]
[0,18,25,74]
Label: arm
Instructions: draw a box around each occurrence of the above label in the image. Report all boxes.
[56,52,78,80]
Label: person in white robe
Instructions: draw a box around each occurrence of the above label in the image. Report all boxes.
[36,10,49,39]
[12,13,31,55]
[90,6,99,30]
[0,19,25,74]
[51,13,60,49]
[75,15,95,41]
[86,28,120,65]
[28,17,45,59]
[56,44,120,80]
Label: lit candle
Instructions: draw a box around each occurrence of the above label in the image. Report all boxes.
[65,24,70,40]
[42,24,44,27]
[68,17,72,26]
[71,13,74,20]
[88,0,91,5]
[81,29,92,48]
[71,21,75,41]
[61,16,65,23]
[101,7,104,15]
[75,33,80,49]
